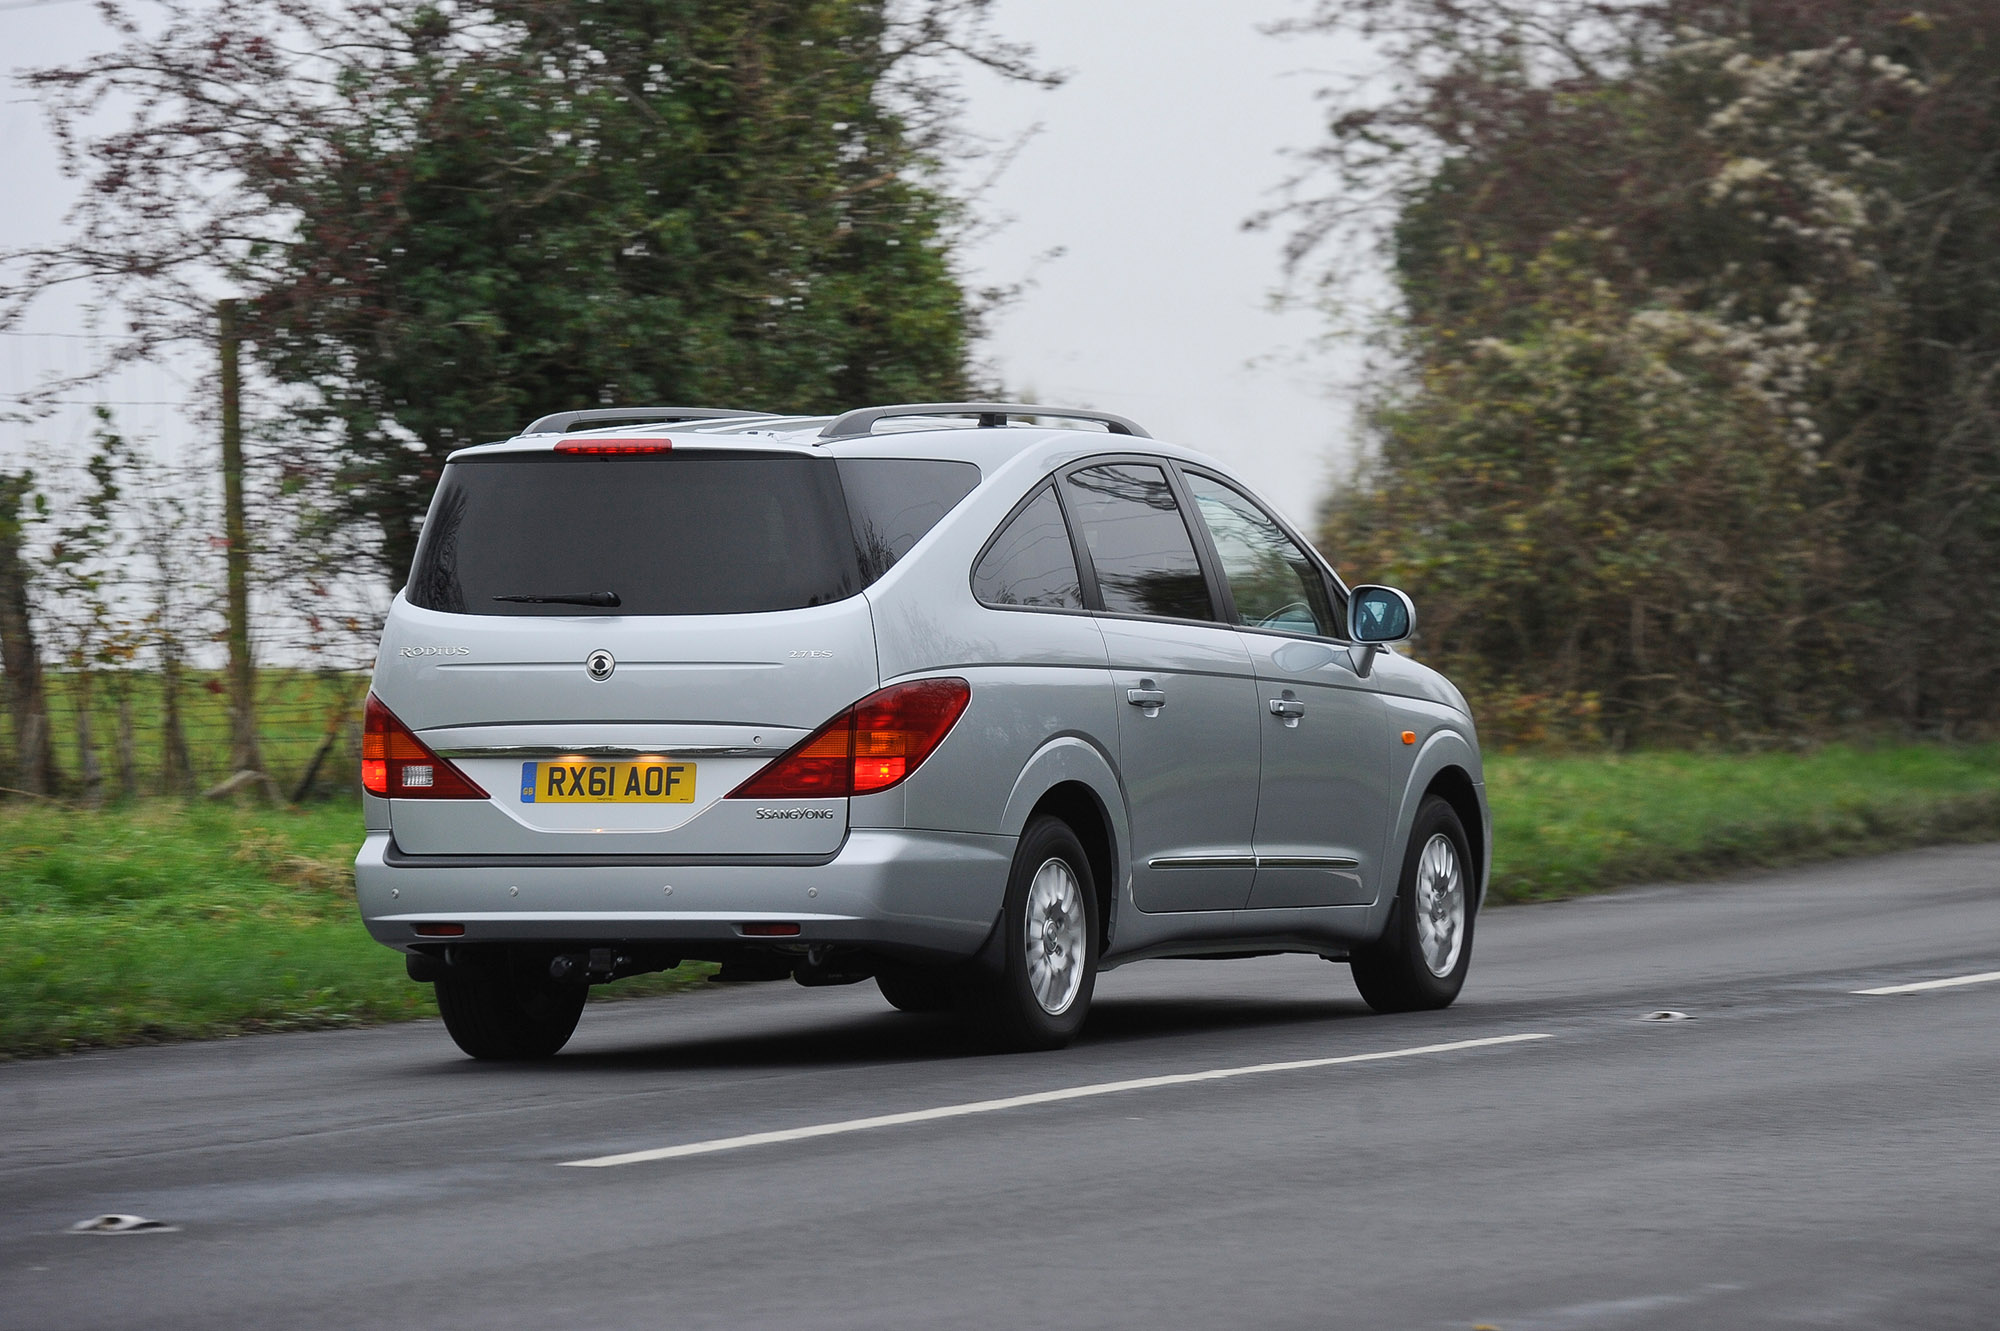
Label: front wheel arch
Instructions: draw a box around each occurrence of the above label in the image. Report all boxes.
[1422,764,1486,909]
[1351,795,1475,1013]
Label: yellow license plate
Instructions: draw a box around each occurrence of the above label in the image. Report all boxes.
[520,760,695,804]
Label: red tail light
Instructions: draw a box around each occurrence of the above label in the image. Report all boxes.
[361,694,489,799]
[727,678,971,800]
[555,438,672,454]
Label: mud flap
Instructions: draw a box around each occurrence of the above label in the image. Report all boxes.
[968,908,1008,977]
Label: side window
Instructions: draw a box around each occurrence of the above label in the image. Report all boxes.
[1184,472,1339,637]
[838,459,981,584]
[972,484,1085,609]
[1060,462,1217,622]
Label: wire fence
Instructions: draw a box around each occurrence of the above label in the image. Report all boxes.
[5,667,368,802]
[2,376,389,804]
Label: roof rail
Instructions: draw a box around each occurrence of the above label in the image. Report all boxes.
[818,402,1150,441]
[522,406,768,435]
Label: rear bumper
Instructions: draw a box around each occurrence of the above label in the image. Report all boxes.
[354,828,1012,963]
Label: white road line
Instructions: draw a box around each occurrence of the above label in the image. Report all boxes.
[1854,970,2000,996]
[560,1031,1553,1169]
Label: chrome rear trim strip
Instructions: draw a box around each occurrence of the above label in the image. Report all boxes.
[432,745,782,761]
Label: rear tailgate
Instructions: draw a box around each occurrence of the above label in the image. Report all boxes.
[376,599,877,856]
[372,445,881,857]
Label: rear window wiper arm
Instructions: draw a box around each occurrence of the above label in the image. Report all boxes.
[491,591,621,608]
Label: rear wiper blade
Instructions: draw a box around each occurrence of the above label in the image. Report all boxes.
[492,591,621,608]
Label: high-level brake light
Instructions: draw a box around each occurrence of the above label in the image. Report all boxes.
[362,694,489,799]
[726,678,971,801]
[554,438,673,454]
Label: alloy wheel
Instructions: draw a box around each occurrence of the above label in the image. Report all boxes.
[1023,856,1087,1015]
[1413,832,1466,978]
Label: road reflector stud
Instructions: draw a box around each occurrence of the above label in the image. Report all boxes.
[70,1214,178,1235]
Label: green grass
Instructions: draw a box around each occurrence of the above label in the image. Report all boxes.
[3,741,1998,1057]
[1487,742,2000,901]
[0,799,711,1058]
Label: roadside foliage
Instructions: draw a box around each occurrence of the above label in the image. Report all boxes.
[6,0,1041,581]
[1285,0,2000,742]
[0,0,1039,797]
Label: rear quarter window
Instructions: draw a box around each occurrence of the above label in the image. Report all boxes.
[972,484,1085,610]
[837,459,981,582]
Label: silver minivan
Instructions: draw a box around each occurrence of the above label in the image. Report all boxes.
[356,403,1489,1058]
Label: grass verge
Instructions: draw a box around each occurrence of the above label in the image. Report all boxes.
[0,800,710,1059]
[1487,742,2000,901]
[3,742,1997,1056]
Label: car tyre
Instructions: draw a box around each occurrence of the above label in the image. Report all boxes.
[1350,796,1475,1013]
[434,953,588,1060]
[969,816,1099,1052]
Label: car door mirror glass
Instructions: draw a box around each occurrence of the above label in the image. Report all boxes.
[1348,585,1415,643]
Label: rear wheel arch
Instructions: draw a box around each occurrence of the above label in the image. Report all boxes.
[999,736,1128,944]
[1025,781,1118,949]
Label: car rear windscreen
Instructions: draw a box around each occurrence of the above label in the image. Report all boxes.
[405,453,977,616]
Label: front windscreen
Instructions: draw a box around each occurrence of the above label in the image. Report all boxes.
[405,453,863,616]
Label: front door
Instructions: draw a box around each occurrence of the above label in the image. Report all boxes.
[1180,470,1391,908]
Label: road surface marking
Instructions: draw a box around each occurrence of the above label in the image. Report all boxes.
[560,1032,1553,1168]
[1854,970,2000,996]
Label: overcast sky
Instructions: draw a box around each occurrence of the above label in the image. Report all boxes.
[0,0,1379,528]
[957,0,1377,526]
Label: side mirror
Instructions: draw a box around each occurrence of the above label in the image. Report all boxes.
[1348,584,1416,643]
[1346,584,1415,679]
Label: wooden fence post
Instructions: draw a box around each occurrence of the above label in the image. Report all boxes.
[219,299,263,787]
[0,472,58,795]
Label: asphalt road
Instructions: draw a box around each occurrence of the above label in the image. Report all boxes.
[4,844,1999,1330]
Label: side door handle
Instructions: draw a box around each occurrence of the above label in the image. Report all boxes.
[1268,698,1306,719]
[1125,688,1168,709]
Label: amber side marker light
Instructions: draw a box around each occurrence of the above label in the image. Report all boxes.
[1401,731,1417,745]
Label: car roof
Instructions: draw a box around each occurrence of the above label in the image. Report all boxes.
[446,410,1236,482]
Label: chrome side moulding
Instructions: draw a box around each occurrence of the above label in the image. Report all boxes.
[1148,855,1362,869]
